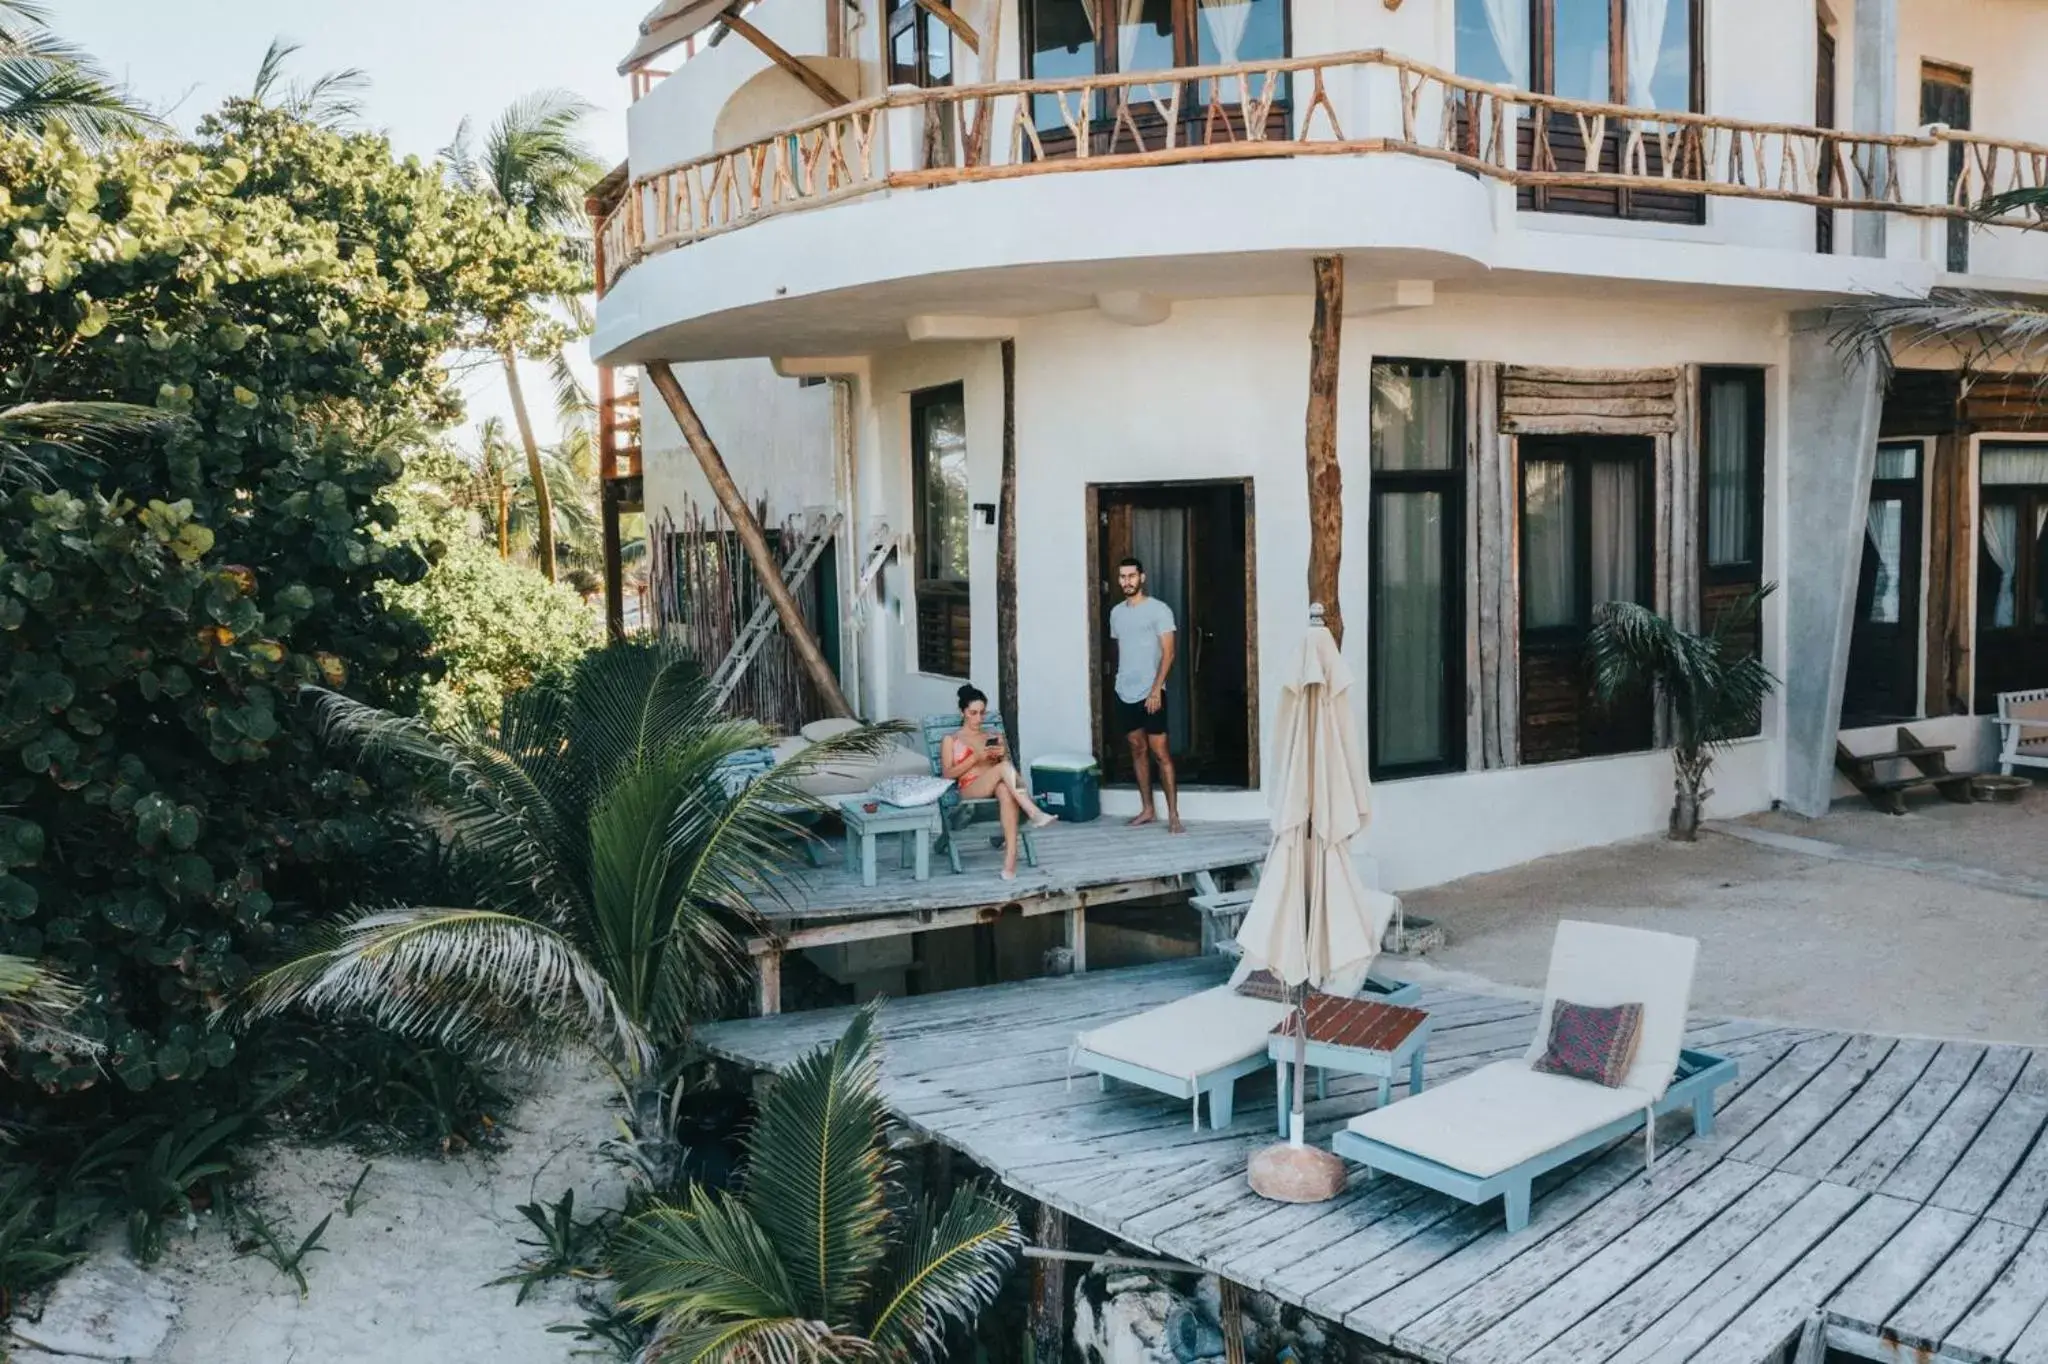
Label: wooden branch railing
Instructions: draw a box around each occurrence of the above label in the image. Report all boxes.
[597,49,2048,289]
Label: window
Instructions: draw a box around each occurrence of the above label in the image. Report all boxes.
[1519,435,1655,763]
[1921,62,1973,274]
[1701,368,1764,584]
[886,0,956,87]
[912,384,971,677]
[1368,361,1466,779]
[1023,0,1289,146]
[1457,0,1704,222]
[1975,443,2048,709]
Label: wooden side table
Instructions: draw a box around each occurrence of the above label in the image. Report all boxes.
[838,798,951,887]
[1268,994,1433,1137]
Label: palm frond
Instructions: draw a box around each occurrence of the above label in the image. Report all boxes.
[614,1188,805,1323]
[0,3,159,144]
[0,953,86,1061]
[648,1316,863,1364]
[249,35,367,126]
[866,1185,1022,1364]
[743,1003,891,1323]
[237,906,652,1073]
[1586,595,1777,753]
[1978,184,2048,225]
[0,401,180,490]
[480,89,603,231]
[439,115,481,193]
[550,349,595,434]
[1832,289,2048,388]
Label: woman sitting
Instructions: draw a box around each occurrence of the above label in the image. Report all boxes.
[940,684,1056,880]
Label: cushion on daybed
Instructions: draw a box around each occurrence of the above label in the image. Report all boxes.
[1344,1061,1651,1179]
[1533,1000,1643,1088]
[1521,921,1696,1100]
[1074,987,1293,1081]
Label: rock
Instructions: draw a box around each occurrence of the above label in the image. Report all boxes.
[1165,1301,1224,1362]
[1103,1272,1155,1295]
[1247,1143,1347,1203]
[8,1251,179,1361]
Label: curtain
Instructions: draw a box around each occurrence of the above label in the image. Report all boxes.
[1624,0,1673,108]
[1590,460,1644,607]
[1982,444,2048,485]
[1372,366,1458,472]
[1479,0,1531,88]
[1130,507,1192,756]
[1197,0,1252,64]
[1374,492,1447,767]
[1864,500,1902,624]
[1704,378,1752,567]
[1524,460,1576,628]
[1984,503,2019,628]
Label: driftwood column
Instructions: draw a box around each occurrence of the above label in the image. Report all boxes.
[998,339,1021,748]
[1029,1204,1067,1364]
[1305,256,1346,645]
[646,364,856,718]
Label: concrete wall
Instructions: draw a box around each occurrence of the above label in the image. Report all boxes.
[640,357,839,530]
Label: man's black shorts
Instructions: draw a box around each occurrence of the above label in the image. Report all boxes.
[1117,694,1169,737]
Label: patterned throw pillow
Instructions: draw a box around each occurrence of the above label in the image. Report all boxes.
[868,775,955,808]
[1234,969,1290,1002]
[1533,1000,1644,1088]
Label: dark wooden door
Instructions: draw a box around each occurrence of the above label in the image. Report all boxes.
[1975,485,2048,710]
[1842,450,1924,726]
[1816,21,1837,253]
[1095,481,1252,786]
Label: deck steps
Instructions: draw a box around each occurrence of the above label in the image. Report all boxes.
[1835,726,1976,814]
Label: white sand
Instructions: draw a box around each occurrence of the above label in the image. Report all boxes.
[141,1060,628,1364]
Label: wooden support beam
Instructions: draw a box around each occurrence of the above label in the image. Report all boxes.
[1030,1204,1067,1364]
[1066,906,1086,974]
[646,364,856,718]
[1305,255,1346,645]
[755,947,783,1016]
[721,7,853,107]
[909,0,979,54]
[998,338,1021,751]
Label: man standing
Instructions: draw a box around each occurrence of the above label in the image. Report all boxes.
[1109,556,1183,833]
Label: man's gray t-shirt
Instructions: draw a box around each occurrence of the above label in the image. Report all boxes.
[1110,597,1176,703]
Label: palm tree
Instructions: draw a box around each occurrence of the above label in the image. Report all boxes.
[1585,587,1777,841]
[238,640,899,1082]
[0,0,157,144]
[0,400,178,490]
[442,92,603,585]
[247,37,368,128]
[612,1004,1022,1364]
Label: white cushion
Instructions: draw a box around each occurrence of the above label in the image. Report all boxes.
[1075,986,1292,1081]
[1346,1061,1651,1178]
[782,738,931,797]
[1522,920,1697,1100]
[801,717,865,742]
[868,775,953,808]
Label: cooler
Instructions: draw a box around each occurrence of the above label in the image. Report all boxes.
[1030,754,1101,823]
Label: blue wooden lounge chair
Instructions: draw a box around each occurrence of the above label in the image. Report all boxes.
[919,713,1038,870]
[1331,920,1738,1233]
[1069,962,1422,1131]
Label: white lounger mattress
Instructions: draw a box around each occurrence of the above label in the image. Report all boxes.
[1344,1061,1652,1179]
[1074,986,1293,1080]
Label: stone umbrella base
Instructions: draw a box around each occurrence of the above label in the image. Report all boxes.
[1248,1142,1346,1203]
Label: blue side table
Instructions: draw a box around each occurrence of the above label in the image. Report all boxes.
[838,798,951,887]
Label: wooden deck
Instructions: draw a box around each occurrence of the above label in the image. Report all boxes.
[697,958,2048,1364]
[746,818,1269,1012]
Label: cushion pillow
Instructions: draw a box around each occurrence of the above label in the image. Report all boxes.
[868,775,954,808]
[801,717,865,743]
[1532,999,1644,1088]
[1233,969,1290,1002]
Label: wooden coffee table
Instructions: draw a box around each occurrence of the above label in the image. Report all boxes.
[1267,994,1433,1137]
[838,797,951,887]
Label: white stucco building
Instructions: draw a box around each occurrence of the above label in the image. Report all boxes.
[590,0,2048,891]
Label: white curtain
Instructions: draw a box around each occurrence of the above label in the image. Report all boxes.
[1373,366,1458,471]
[1590,460,1644,606]
[1864,501,1902,624]
[1984,503,2019,628]
[1479,0,1531,88]
[1524,461,1576,627]
[1197,0,1252,64]
[1130,508,1192,756]
[1704,378,1751,567]
[1373,492,1447,767]
[1625,0,1672,108]
[1982,445,2048,485]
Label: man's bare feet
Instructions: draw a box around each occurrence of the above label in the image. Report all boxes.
[1127,810,1156,827]
[1167,817,1187,834]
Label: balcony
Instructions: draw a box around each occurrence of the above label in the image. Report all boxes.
[592,48,2048,360]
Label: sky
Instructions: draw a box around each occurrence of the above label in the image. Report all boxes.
[57,0,655,444]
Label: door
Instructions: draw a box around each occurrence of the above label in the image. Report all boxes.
[1094,481,1253,786]
[1842,443,1924,726]
[1816,19,1837,253]
[1975,444,2048,709]
[1921,61,1973,273]
[1518,435,1656,763]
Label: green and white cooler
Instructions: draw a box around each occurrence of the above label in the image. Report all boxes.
[1030,754,1101,823]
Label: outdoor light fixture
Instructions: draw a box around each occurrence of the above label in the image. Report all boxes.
[973,502,996,527]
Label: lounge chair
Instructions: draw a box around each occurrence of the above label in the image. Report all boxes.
[1331,920,1737,1233]
[918,713,1038,870]
[1070,956,1422,1131]
[1997,687,2048,776]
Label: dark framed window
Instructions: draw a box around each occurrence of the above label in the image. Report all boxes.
[1699,366,1766,735]
[1842,442,1925,726]
[1022,0,1290,148]
[912,383,971,678]
[1456,0,1705,223]
[1368,360,1466,780]
[1519,435,1656,764]
[886,0,956,87]
[1921,61,1972,274]
[1974,443,2048,710]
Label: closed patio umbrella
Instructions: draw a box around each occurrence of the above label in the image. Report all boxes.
[1237,607,1391,1199]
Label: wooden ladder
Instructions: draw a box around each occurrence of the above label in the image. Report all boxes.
[709,511,844,708]
[1834,725,1976,815]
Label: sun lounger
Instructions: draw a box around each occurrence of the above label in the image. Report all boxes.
[1997,687,2048,776]
[1069,961,1421,1131]
[1331,920,1737,1232]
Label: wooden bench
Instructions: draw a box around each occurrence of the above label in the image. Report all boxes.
[1835,725,1975,814]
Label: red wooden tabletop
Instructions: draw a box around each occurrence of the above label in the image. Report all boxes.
[1271,992,1429,1054]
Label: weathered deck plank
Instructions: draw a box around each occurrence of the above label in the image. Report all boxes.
[694,959,2048,1364]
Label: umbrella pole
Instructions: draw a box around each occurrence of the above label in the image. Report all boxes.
[1291,987,1308,1147]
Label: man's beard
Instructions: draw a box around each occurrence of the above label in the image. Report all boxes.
[1121,582,1139,597]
